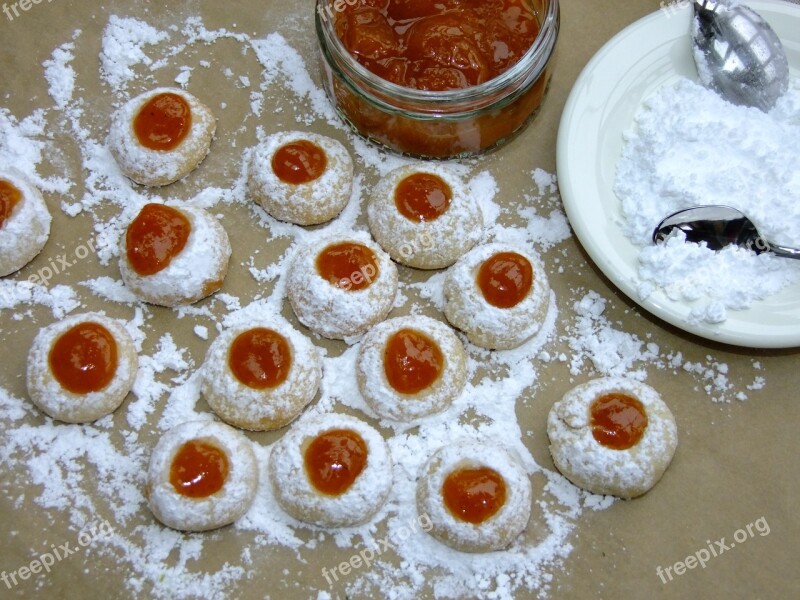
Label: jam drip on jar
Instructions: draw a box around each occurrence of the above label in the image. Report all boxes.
[316,242,379,291]
[477,251,533,308]
[590,393,649,450]
[49,322,119,394]
[134,92,192,151]
[394,172,452,222]
[442,466,507,524]
[304,429,368,495]
[126,203,191,276]
[271,140,328,185]
[0,179,22,229]
[383,328,444,394]
[170,440,230,498]
[228,328,292,389]
[335,0,540,91]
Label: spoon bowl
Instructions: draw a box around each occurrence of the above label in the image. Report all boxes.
[653,205,800,259]
[692,0,789,111]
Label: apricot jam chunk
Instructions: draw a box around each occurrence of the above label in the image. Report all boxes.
[394,172,452,222]
[590,393,649,450]
[170,440,229,498]
[383,328,444,394]
[48,322,118,394]
[228,328,292,390]
[442,466,507,524]
[477,252,533,309]
[126,203,191,276]
[304,429,368,496]
[0,179,22,229]
[316,242,379,291]
[336,0,539,91]
[338,6,400,67]
[271,140,327,185]
[134,92,192,151]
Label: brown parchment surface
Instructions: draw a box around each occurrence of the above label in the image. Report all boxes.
[0,0,797,598]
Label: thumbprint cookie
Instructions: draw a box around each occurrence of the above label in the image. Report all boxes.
[108,87,216,186]
[443,242,549,350]
[416,441,532,553]
[268,413,392,528]
[119,202,231,307]
[201,318,322,431]
[286,233,398,339]
[249,131,354,226]
[0,169,51,277]
[26,312,138,423]
[367,164,483,269]
[146,420,259,532]
[547,377,678,499]
[356,315,467,422]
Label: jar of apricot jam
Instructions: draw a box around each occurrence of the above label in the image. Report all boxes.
[315,0,559,159]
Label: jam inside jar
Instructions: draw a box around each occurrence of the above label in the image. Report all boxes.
[316,0,559,158]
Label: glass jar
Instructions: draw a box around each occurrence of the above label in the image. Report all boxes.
[315,0,560,159]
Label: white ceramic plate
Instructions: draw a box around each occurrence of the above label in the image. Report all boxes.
[556,0,800,348]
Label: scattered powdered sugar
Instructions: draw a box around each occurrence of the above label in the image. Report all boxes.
[559,289,758,403]
[42,34,80,110]
[100,15,170,91]
[0,280,81,319]
[563,291,658,380]
[614,78,800,323]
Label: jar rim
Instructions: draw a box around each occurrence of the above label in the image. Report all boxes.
[315,0,560,107]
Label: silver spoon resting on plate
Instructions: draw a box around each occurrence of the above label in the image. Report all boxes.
[652,205,800,260]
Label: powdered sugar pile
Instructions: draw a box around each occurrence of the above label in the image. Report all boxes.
[614,77,800,323]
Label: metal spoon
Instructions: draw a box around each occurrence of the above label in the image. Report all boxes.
[652,205,800,259]
[692,0,789,112]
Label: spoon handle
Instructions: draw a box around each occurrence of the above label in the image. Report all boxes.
[765,242,800,260]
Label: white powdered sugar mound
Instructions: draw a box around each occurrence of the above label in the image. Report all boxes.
[614,77,800,323]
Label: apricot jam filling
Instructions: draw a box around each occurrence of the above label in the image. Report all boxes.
[477,252,533,309]
[590,393,648,450]
[126,203,191,276]
[304,429,368,496]
[134,92,192,151]
[228,328,292,389]
[383,328,444,394]
[170,440,230,498]
[0,179,22,229]
[49,322,118,394]
[335,0,540,91]
[394,172,452,222]
[316,242,379,291]
[271,140,328,185]
[442,466,507,524]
